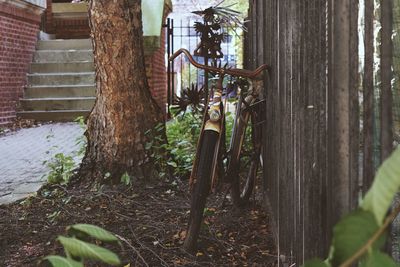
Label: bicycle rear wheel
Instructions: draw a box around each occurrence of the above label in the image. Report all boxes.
[184,130,219,253]
[229,110,262,207]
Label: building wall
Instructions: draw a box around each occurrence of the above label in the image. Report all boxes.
[0,1,41,125]
[44,0,53,33]
[0,0,168,124]
[44,1,89,38]
[44,0,168,113]
[53,17,89,39]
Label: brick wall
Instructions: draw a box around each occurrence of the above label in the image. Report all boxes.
[44,0,53,33]
[43,0,168,113]
[53,18,90,39]
[0,2,41,125]
[145,29,167,114]
[45,1,89,38]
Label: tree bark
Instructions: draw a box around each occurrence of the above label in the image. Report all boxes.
[80,0,165,182]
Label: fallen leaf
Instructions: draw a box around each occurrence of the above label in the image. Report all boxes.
[207,246,215,252]
[179,230,187,240]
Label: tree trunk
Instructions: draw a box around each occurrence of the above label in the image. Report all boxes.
[80,0,165,182]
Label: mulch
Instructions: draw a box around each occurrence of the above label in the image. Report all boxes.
[0,178,277,266]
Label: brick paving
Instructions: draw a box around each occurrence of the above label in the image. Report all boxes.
[0,123,84,204]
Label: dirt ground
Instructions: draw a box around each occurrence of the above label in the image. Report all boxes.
[0,118,44,137]
[0,178,277,266]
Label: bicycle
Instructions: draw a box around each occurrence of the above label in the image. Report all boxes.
[170,48,270,253]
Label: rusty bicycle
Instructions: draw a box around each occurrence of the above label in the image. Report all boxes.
[170,48,269,252]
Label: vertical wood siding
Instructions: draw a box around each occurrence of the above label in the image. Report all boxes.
[247,0,361,265]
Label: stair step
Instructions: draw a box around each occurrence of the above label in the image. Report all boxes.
[28,72,95,86]
[18,110,91,122]
[20,97,95,111]
[30,62,94,73]
[37,39,92,50]
[33,50,93,63]
[25,85,95,98]
[21,39,96,122]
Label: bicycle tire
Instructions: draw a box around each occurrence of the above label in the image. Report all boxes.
[229,109,262,207]
[184,130,219,253]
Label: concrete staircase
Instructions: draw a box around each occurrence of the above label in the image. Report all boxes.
[18,39,95,121]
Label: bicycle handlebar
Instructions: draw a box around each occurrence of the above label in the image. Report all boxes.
[169,48,270,79]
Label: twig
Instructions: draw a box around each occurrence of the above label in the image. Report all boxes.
[115,234,149,267]
[340,204,400,267]
[129,227,170,267]
[113,212,135,221]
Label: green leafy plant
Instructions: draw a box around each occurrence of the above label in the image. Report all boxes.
[144,123,170,178]
[144,104,243,180]
[43,117,87,185]
[303,147,400,267]
[46,153,76,184]
[165,112,202,178]
[120,172,131,186]
[144,113,202,179]
[42,224,121,267]
[74,116,87,157]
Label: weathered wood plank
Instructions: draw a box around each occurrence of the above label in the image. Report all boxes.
[250,0,359,264]
[362,0,375,193]
[327,0,359,225]
[380,0,394,161]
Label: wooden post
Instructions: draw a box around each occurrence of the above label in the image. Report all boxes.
[380,0,394,256]
[362,0,374,193]
[380,0,394,161]
[328,0,359,224]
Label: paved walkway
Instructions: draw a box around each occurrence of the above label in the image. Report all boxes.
[0,123,84,204]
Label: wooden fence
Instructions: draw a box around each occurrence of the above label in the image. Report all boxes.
[245,0,395,265]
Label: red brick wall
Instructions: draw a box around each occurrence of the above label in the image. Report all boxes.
[45,1,90,38]
[44,0,167,113]
[53,18,90,39]
[44,0,54,33]
[0,2,41,125]
[146,29,167,114]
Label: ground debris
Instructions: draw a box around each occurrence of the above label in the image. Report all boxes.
[0,180,277,266]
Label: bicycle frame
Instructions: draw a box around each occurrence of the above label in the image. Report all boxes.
[169,49,270,191]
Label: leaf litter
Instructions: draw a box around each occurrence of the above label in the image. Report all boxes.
[0,179,277,266]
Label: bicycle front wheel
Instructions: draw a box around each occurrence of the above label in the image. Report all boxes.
[184,130,219,253]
